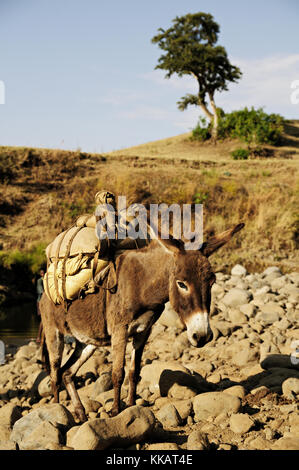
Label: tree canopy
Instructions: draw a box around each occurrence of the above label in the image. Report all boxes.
[151,12,242,140]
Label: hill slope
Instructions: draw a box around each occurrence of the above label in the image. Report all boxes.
[0,121,298,286]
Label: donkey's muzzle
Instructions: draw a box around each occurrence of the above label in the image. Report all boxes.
[186,312,213,348]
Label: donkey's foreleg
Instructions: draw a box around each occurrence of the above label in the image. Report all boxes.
[127,327,152,408]
[62,343,97,423]
[110,327,128,417]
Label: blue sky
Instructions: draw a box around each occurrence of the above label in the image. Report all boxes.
[0,0,298,153]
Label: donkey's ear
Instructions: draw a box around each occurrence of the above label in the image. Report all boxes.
[200,223,245,257]
[147,222,185,255]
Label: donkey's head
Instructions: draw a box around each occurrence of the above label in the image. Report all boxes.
[158,224,244,348]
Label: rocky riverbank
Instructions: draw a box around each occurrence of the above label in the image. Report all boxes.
[0,265,298,450]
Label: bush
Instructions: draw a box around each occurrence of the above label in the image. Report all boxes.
[192,107,285,146]
[231,148,250,160]
[0,153,16,183]
[191,117,211,141]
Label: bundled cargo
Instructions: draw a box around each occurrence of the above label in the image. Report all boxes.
[43,191,149,305]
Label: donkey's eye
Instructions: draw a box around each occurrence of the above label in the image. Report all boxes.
[177,281,188,291]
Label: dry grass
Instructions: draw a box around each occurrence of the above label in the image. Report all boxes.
[0,121,298,274]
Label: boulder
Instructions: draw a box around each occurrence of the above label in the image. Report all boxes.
[271,437,299,450]
[92,372,113,398]
[140,361,199,396]
[229,413,254,434]
[193,392,241,421]
[231,265,247,277]
[156,403,182,428]
[222,289,252,308]
[69,406,155,450]
[0,403,22,428]
[282,377,299,399]
[187,431,209,450]
[10,404,75,449]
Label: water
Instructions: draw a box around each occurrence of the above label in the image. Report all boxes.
[0,302,40,347]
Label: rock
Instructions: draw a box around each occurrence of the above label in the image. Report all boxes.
[171,400,193,421]
[37,373,52,398]
[14,344,37,360]
[272,437,299,450]
[282,377,299,399]
[140,361,199,396]
[270,276,288,291]
[193,392,241,421]
[257,311,281,325]
[156,403,182,428]
[249,436,272,450]
[212,321,233,337]
[0,424,11,441]
[229,413,254,434]
[69,406,155,450]
[222,288,252,308]
[231,265,247,277]
[0,440,17,450]
[92,372,113,398]
[11,404,75,448]
[187,431,209,450]
[260,302,284,316]
[0,403,22,428]
[167,383,197,400]
[224,385,246,399]
[17,421,63,450]
[227,308,247,325]
[257,368,299,391]
[158,302,184,329]
[147,443,180,450]
[239,303,256,318]
[262,266,281,277]
[172,332,189,360]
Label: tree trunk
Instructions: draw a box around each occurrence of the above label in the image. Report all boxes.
[209,93,218,143]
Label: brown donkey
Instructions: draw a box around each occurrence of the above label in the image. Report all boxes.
[40,223,244,422]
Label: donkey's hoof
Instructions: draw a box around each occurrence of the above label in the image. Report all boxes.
[75,407,88,423]
[108,407,119,418]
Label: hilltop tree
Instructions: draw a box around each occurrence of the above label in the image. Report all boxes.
[151,12,242,141]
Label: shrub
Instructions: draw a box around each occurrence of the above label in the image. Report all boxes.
[231,148,250,160]
[192,107,285,146]
[191,117,211,141]
[0,153,16,183]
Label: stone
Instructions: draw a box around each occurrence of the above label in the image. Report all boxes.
[262,266,281,277]
[193,392,241,421]
[187,431,209,450]
[229,413,254,434]
[231,265,247,277]
[156,403,182,428]
[240,303,256,318]
[10,404,75,447]
[282,377,299,399]
[260,302,284,316]
[158,302,184,329]
[37,373,52,398]
[140,361,198,396]
[271,437,299,450]
[92,372,113,398]
[171,400,193,421]
[147,443,180,450]
[0,424,11,441]
[222,288,252,308]
[224,385,246,399]
[249,436,272,450]
[0,403,22,428]
[0,440,17,450]
[17,421,63,450]
[167,383,197,400]
[227,308,247,325]
[69,406,155,450]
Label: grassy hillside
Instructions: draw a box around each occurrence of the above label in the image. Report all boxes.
[0,121,298,296]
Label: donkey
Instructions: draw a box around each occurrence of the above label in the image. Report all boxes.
[40,223,244,422]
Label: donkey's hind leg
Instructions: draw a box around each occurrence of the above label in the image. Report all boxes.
[61,343,97,423]
[44,327,64,403]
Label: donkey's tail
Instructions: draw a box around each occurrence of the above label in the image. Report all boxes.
[39,325,50,374]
